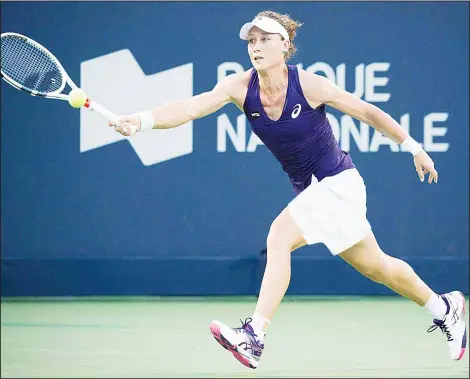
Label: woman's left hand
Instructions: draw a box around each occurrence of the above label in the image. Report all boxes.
[414,150,438,184]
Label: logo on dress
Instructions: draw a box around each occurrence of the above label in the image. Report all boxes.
[251,112,260,118]
[291,104,301,119]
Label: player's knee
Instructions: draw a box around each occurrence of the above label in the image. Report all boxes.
[387,256,417,284]
[357,254,390,283]
[361,266,385,283]
[266,214,295,253]
[266,225,287,252]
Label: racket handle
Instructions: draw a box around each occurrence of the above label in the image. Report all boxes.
[84,99,118,123]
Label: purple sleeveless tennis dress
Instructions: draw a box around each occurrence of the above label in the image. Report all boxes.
[243,65,355,194]
[243,65,370,254]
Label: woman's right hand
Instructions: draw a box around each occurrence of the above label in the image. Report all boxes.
[108,114,141,137]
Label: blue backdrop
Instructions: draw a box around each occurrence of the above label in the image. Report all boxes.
[1,1,468,296]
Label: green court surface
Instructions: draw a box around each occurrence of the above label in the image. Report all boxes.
[1,296,469,378]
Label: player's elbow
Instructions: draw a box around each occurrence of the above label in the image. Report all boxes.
[185,104,201,121]
[363,103,383,126]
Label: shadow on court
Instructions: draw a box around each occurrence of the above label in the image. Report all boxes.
[1,296,469,378]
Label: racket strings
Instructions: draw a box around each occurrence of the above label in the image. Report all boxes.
[1,35,64,94]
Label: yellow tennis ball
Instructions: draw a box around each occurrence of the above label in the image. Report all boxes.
[68,88,87,108]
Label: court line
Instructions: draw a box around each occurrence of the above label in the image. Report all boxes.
[214,365,470,378]
[1,322,127,329]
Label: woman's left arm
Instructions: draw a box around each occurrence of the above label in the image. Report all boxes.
[299,70,438,184]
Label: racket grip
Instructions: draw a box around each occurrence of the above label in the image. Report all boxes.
[85,99,119,123]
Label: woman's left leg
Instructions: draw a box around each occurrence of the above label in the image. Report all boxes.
[339,230,467,361]
[338,230,434,305]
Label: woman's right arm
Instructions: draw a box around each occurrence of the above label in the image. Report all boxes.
[109,73,243,136]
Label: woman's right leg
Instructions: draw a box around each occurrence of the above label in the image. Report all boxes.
[253,207,307,322]
[209,206,306,369]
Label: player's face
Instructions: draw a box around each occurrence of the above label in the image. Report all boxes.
[247,27,288,70]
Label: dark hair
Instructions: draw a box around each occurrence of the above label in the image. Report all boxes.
[256,10,303,61]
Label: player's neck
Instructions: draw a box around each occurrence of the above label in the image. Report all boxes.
[257,63,288,95]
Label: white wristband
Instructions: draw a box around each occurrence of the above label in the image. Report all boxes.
[138,111,154,132]
[401,137,423,156]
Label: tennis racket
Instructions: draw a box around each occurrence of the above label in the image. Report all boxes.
[1,32,118,122]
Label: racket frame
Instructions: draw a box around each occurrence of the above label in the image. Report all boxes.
[1,32,118,122]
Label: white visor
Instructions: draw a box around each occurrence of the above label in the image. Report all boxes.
[239,16,289,41]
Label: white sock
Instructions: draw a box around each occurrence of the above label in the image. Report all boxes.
[424,292,448,320]
[250,313,270,343]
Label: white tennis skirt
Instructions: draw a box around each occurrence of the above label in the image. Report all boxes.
[288,168,372,255]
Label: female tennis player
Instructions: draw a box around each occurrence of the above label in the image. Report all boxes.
[109,10,466,369]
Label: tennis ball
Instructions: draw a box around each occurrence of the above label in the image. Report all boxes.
[68,88,87,108]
